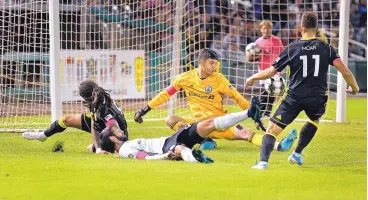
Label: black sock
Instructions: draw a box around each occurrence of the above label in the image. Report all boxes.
[260,134,276,162]
[295,122,318,154]
[44,120,67,137]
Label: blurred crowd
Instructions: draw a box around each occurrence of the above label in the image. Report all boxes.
[2,0,367,62]
[80,0,367,65]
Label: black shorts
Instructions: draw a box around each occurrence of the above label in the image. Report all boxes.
[81,113,92,133]
[270,95,328,129]
[162,122,204,153]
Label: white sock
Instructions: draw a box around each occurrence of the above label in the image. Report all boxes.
[214,110,248,130]
[180,148,199,163]
[273,142,280,150]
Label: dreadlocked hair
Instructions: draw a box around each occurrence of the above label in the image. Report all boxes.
[79,80,99,108]
[91,87,113,113]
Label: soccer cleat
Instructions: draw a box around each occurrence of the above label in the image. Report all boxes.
[22,131,47,142]
[278,128,298,152]
[250,161,268,170]
[249,96,266,131]
[288,152,304,165]
[192,149,214,164]
[52,141,64,152]
[199,138,217,150]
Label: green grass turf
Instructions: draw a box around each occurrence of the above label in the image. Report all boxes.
[0,98,366,200]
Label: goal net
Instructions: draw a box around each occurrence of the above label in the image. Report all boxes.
[0,0,341,131]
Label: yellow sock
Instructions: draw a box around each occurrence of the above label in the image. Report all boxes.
[171,121,187,131]
[248,132,263,147]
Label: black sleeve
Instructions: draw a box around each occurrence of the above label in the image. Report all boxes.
[272,44,290,72]
[329,46,340,65]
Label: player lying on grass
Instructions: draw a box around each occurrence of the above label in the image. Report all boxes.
[134,48,296,151]
[246,12,360,169]
[100,96,278,163]
[23,80,129,154]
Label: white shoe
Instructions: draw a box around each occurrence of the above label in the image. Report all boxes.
[22,131,47,142]
[250,161,268,170]
[288,152,304,165]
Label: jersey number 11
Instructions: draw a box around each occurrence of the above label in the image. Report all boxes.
[300,55,320,77]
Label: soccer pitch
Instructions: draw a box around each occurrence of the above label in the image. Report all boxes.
[0,98,366,200]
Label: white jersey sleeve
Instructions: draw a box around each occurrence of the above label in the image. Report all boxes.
[119,137,168,159]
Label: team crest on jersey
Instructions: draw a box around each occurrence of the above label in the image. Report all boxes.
[205,85,212,93]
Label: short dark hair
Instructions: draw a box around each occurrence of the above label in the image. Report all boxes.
[198,48,218,61]
[301,12,318,29]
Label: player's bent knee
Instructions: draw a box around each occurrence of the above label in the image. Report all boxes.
[165,115,186,130]
[308,120,319,128]
[62,115,79,127]
[86,144,94,153]
[266,122,284,137]
[164,115,178,126]
[203,119,215,129]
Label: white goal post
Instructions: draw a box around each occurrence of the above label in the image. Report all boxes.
[0,0,350,132]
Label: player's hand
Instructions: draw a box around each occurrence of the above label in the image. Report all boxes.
[346,86,359,95]
[167,151,181,161]
[96,148,110,155]
[245,77,256,87]
[134,105,151,123]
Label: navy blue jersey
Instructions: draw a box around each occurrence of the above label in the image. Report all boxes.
[91,100,124,132]
[272,39,340,97]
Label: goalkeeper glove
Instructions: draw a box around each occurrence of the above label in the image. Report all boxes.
[134,105,151,123]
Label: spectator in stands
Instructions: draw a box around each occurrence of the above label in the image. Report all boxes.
[211,34,224,58]
[223,26,240,50]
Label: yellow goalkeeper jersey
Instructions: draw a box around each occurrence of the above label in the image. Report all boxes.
[171,69,249,120]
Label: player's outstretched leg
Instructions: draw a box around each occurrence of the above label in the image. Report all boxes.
[165,115,218,150]
[174,145,214,163]
[248,96,266,131]
[276,128,298,152]
[288,121,318,165]
[23,114,84,142]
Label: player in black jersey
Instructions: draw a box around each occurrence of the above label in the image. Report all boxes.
[79,80,129,154]
[246,12,360,169]
[23,80,128,154]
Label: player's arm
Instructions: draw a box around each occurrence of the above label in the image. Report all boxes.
[91,123,107,154]
[246,67,278,85]
[221,76,250,109]
[246,45,290,86]
[134,85,179,123]
[134,76,182,123]
[102,113,126,140]
[333,59,359,94]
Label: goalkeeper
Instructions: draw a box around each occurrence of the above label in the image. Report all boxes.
[134,48,296,151]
